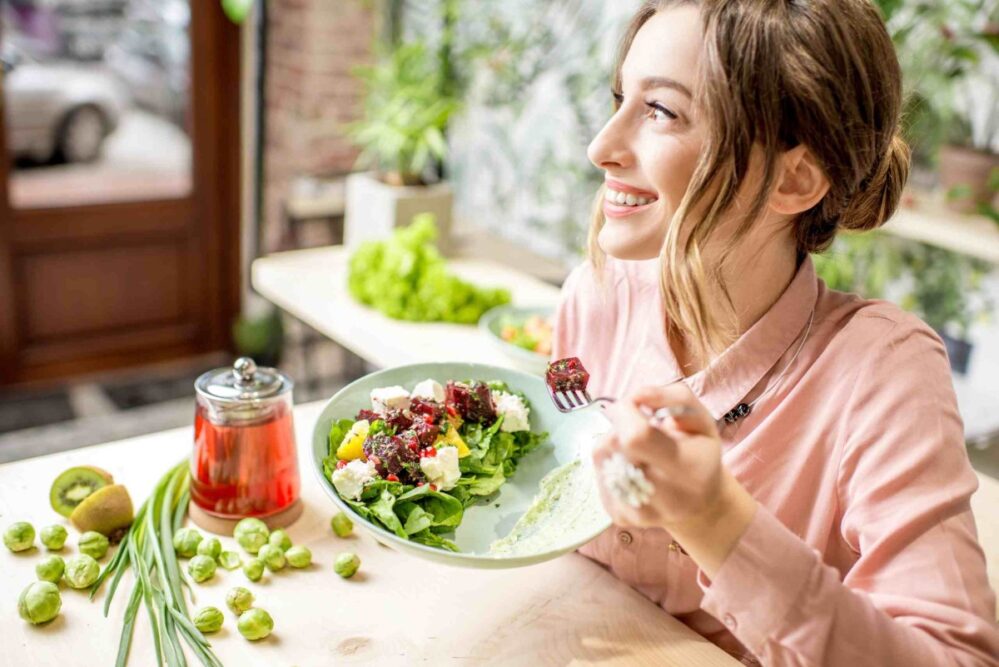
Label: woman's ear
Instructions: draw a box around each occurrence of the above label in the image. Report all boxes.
[770,145,830,216]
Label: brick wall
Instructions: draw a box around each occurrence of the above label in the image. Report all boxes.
[262,0,374,252]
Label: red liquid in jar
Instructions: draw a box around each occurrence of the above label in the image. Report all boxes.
[191,400,300,518]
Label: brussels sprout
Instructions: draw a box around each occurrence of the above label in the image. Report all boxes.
[78,531,109,560]
[233,518,269,554]
[193,606,224,634]
[18,581,61,625]
[257,544,286,572]
[4,521,35,552]
[243,558,265,582]
[285,545,311,568]
[40,525,68,551]
[330,512,353,538]
[188,555,217,583]
[237,607,273,641]
[218,551,242,571]
[36,555,66,583]
[197,537,222,560]
[334,552,360,579]
[268,529,292,552]
[173,527,203,558]
[225,586,254,615]
[63,554,100,589]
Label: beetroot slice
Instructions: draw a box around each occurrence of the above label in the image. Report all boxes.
[445,381,496,424]
[546,357,590,393]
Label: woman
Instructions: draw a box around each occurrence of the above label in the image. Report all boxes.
[551,1,999,665]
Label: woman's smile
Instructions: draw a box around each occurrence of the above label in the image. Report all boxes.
[602,178,659,218]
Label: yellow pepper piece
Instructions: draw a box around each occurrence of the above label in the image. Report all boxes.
[336,420,369,461]
[435,426,471,458]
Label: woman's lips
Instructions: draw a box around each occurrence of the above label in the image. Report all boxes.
[604,179,658,198]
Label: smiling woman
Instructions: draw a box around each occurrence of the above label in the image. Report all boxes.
[553,1,999,666]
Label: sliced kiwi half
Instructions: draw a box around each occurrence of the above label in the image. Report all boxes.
[70,484,134,539]
[50,465,115,517]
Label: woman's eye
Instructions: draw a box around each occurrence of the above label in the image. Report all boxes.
[646,102,677,122]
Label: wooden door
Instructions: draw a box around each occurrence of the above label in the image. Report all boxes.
[0,1,240,385]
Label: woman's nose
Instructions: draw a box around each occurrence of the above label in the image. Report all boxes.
[587,113,633,171]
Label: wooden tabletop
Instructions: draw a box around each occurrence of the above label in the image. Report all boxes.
[251,244,562,371]
[0,401,739,667]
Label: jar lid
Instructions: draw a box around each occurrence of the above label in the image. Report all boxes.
[195,357,291,403]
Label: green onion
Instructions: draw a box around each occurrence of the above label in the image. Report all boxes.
[91,461,222,667]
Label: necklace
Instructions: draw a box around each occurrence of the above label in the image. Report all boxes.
[721,307,816,424]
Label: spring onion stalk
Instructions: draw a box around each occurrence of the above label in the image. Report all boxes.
[90,461,222,667]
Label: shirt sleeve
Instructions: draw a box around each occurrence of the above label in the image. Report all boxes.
[698,314,999,666]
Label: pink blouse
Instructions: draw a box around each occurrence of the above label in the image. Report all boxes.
[551,255,999,666]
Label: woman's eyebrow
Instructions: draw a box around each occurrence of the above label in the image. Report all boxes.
[639,76,693,98]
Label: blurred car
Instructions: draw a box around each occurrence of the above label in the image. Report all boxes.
[2,43,126,164]
[103,11,189,129]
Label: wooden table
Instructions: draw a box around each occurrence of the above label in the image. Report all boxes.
[251,244,562,371]
[0,401,738,666]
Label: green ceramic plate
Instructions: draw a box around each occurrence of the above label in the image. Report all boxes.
[311,362,612,569]
[478,305,553,376]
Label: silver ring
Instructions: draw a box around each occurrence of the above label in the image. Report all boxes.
[600,452,654,508]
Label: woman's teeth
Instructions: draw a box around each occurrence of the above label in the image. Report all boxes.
[606,188,655,207]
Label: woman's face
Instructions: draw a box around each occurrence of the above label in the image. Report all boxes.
[587,6,706,261]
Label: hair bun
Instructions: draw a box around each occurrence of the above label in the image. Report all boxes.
[838,135,910,232]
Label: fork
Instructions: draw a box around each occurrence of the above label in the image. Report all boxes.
[546,383,694,421]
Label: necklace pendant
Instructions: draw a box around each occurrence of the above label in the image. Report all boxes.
[723,403,752,424]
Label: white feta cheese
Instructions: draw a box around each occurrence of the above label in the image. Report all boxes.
[331,459,377,501]
[410,379,445,403]
[491,391,530,433]
[370,385,410,414]
[420,446,461,491]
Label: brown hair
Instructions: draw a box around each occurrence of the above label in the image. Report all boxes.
[589,0,910,364]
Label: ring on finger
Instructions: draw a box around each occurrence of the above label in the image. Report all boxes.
[600,452,654,508]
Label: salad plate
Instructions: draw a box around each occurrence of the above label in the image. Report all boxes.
[311,362,611,569]
[478,305,553,375]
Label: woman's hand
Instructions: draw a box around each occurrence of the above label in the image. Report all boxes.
[594,383,758,577]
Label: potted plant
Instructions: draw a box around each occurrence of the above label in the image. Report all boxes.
[878,0,999,212]
[232,309,285,368]
[898,243,993,374]
[343,40,461,253]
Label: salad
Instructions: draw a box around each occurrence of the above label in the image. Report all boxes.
[499,314,553,356]
[322,379,548,552]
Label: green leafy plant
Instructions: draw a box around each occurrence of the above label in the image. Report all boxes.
[876,0,999,158]
[812,232,903,298]
[347,213,510,323]
[221,0,254,24]
[232,310,284,368]
[346,42,461,185]
[814,233,993,341]
[898,242,993,338]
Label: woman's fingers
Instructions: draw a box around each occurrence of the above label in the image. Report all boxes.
[603,400,676,465]
[628,382,719,438]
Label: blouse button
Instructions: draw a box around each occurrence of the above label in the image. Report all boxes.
[723,613,737,630]
[668,540,686,554]
[618,531,633,545]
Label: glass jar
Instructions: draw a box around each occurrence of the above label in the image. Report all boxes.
[191,357,300,519]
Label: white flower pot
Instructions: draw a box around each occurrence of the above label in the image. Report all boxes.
[344,171,454,253]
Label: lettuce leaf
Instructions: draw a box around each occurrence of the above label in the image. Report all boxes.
[323,418,356,478]
[410,530,459,552]
[368,489,408,538]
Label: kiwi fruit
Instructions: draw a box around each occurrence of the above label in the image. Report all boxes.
[50,466,114,517]
[70,484,134,540]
